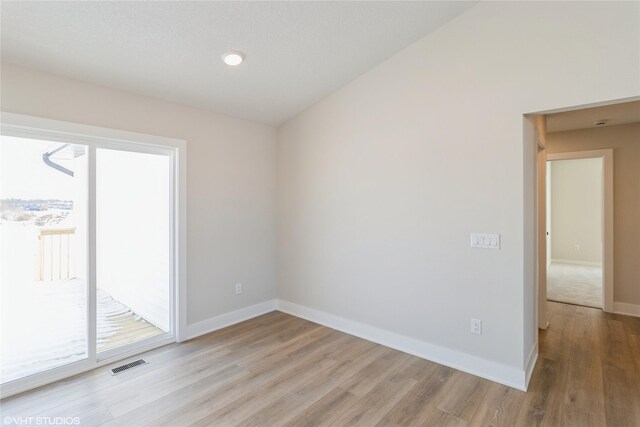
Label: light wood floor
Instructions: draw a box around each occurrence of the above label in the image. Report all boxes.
[1,302,639,426]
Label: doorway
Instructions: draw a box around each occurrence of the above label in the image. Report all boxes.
[527,99,639,338]
[546,155,603,308]
[542,149,613,314]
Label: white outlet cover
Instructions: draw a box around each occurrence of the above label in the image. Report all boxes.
[471,318,482,335]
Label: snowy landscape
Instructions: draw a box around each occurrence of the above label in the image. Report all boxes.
[0,204,162,383]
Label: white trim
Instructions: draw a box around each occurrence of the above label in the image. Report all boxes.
[524,342,538,389]
[547,149,613,313]
[550,259,602,267]
[175,141,188,342]
[186,300,278,340]
[528,96,640,116]
[276,299,529,391]
[0,337,174,399]
[613,302,640,318]
[88,145,97,364]
[1,112,185,148]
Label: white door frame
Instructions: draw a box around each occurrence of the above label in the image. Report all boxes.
[0,112,188,398]
[546,149,613,312]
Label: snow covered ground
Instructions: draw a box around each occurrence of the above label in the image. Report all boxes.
[0,219,162,384]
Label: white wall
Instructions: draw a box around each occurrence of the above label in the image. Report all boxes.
[550,158,603,265]
[277,0,640,387]
[1,63,278,328]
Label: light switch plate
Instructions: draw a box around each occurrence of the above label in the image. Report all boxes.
[471,233,500,249]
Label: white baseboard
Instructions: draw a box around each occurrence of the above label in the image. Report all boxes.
[613,302,640,318]
[550,259,602,267]
[276,299,528,391]
[186,299,277,340]
[183,298,536,390]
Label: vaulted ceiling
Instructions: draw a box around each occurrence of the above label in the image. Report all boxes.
[1,1,476,125]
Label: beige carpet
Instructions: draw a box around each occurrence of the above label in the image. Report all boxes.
[547,262,602,308]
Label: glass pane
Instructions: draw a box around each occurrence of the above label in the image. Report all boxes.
[96,149,170,352]
[1,136,88,383]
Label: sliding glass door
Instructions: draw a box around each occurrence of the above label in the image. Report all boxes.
[0,126,177,395]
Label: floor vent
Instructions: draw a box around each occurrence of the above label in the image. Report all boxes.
[109,359,148,375]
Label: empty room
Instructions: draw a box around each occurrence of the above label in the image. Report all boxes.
[0,1,639,426]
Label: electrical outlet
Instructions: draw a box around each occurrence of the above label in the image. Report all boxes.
[471,318,482,335]
[235,283,242,295]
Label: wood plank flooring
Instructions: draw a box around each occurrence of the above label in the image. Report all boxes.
[1,301,639,426]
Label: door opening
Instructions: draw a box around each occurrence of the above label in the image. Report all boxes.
[546,156,603,309]
[528,99,637,334]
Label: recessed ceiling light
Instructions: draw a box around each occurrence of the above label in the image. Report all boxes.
[222,51,245,66]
